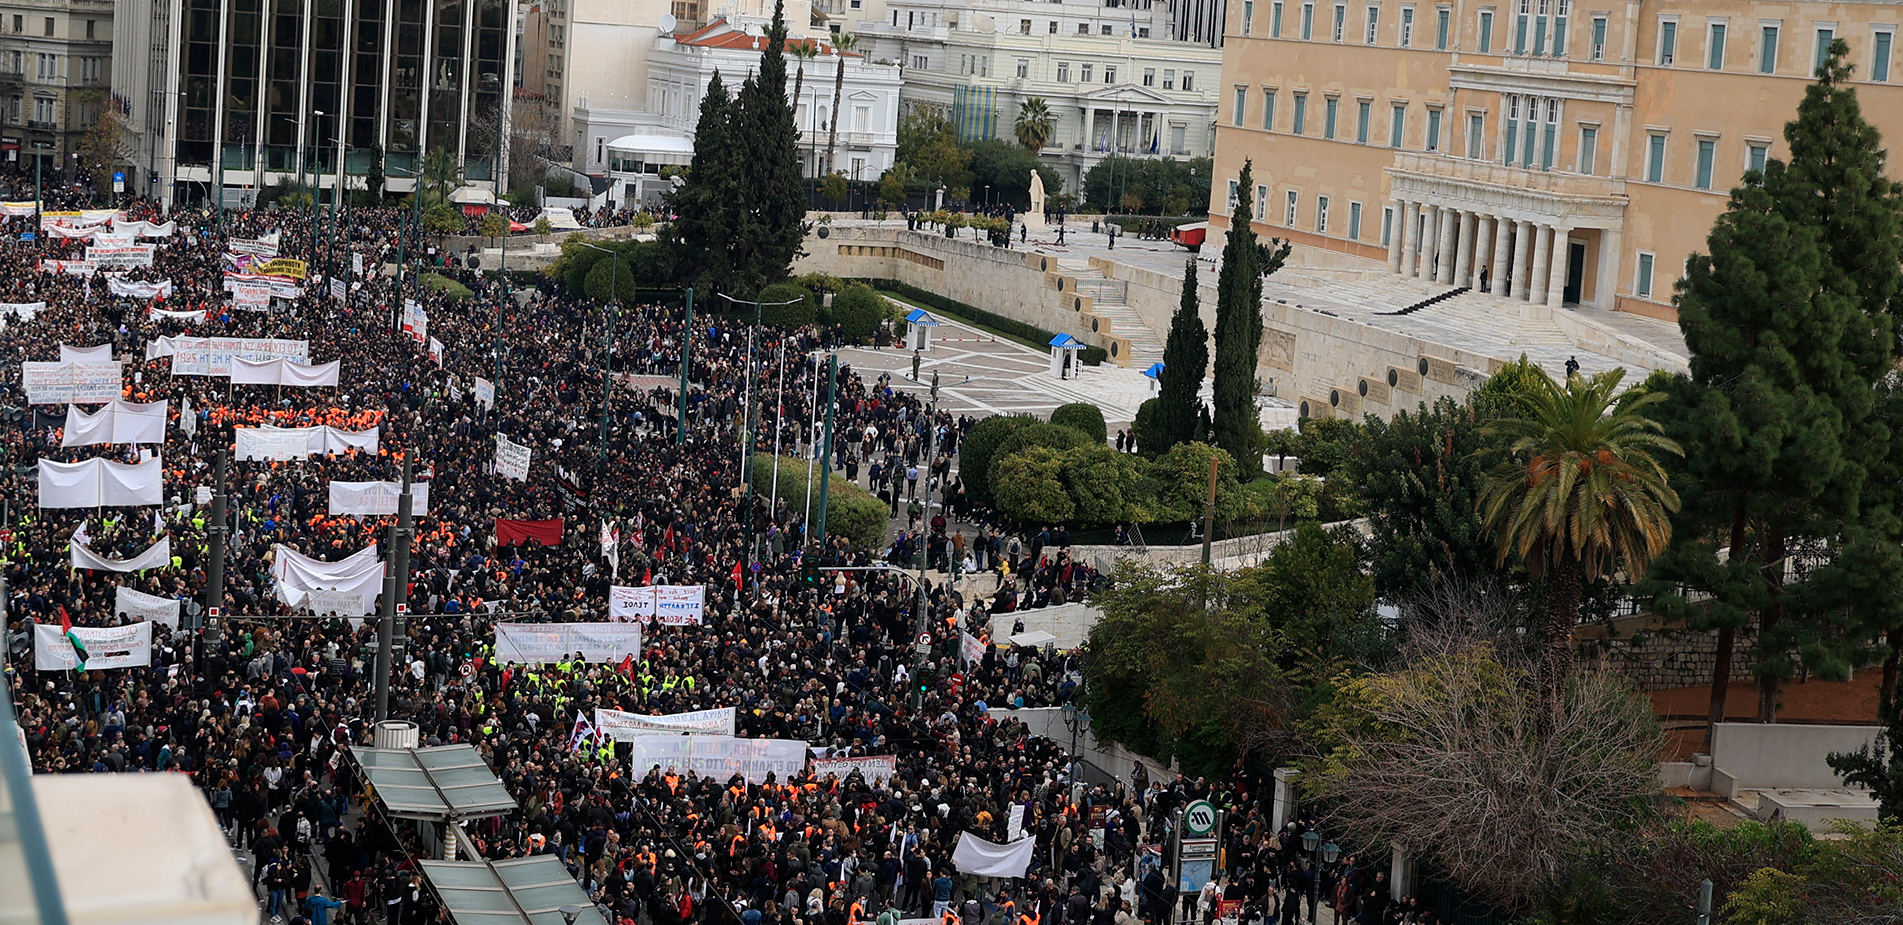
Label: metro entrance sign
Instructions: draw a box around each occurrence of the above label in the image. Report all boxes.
[1183,799,1218,836]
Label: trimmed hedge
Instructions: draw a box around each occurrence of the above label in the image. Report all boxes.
[867,278,1108,366]
[749,454,887,552]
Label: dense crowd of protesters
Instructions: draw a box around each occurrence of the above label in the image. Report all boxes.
[0,183,1439,925]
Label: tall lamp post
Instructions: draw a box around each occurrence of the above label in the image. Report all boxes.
[1300,829,1340,922]
[717,293,804,596]
[575,241,622,470]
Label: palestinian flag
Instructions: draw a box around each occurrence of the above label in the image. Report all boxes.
[60,607,87,669]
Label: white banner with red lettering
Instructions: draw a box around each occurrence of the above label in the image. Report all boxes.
[593,707,736,741]
[811,755,900,781]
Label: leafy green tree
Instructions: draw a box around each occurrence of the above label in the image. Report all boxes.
[1058,444,1145,525]
[1083,561,1291,773]
[1645,42,1901,725]
[895,110,971,189]
[1479,368,1682,724]
[1240,522,1377,663]
[1082,156,1213,215]
[1289,416,1359,478]
[993,446,1074,524]
[829,284,885,343]
[960,414,1036,506]
[1013,97,1054,151]
[878,166,911,209]
[1142,441,1253,524]
[755,281,818,327]
[1211,160,1289,480]
[727,0,807,295]
[1344,398,1498,602]
[667,71,737,293]
[1048,402,1107,444]
[1150,257,1208,455]
[965,140,1060,211]
[819,171,849,206]
[988,422,1090,491]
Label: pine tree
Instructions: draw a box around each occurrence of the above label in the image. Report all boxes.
[1210,160,1289,479]
[1151,257,1208,453]
[729,0,808,296]
[1644,41,1900,725]
[668,71,737,293]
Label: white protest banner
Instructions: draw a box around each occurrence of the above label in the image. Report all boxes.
[0,301,45,320]
[271,544,382,612]
[61,400,169,446]
[21,361,122,404]
[114,219,176,238]
[228,237,279,257]
[609,585,656,621]
[114,586,181,628]
[495,435,531,482]
[655,585,706,625]
[328,277,346,300]
[60,343,112,363]
[41,209,116,229]
[38,259,97,276]
[168,337,310,376]
[85,244,157,268]
[35,621,154,670]
[148,306,206,322]
[960,630,987,665]
[429,337,444,366]
[0,200,36,216]
[493,622,643,665]
[352,253,364,276]
[38,456,164,507]
[235,426,319,461]
[328,480,431,516]
[306,589,369,616]
[221,271,302,299]
[230,357,341,387]
[228,284,272,309]
[107,277,174,299]
[950,833,1039,879]
[811,755,900,782]
[593,707,737,741]
[474,377,495,409]
[70,538,172,572]
[625,735,809,785]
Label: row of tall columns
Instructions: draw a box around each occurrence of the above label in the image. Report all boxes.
[1388,199,1573,309]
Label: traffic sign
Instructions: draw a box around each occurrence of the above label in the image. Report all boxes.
[1182,800,1219,836]
[396,602,409,614]
[207,606,221,619]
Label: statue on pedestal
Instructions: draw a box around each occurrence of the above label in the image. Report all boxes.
[1026,171,1047,231]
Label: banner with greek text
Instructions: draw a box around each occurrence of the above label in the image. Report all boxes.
[495,435,530,481]
[328,480,431,516]
[609,585,706,625]
[85,244,157,268]
[107,277,174,298]
[811,755,900,782]
[594,707,736,741]
[493,622,642,665]
[35,621,154,670]
[625,735,809,785]
[22,361,123,404]
[114,586,181,628]
[168,337,309,376]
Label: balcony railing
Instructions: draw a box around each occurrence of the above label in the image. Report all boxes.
[1389,150,1627,201]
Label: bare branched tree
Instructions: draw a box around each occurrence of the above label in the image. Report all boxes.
[1306,645,1666,913]
[1392,573,1537,670]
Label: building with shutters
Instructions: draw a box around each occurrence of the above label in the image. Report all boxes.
[1208,0,1903,320]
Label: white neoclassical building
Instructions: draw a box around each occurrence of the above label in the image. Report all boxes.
[851,0,1222,190]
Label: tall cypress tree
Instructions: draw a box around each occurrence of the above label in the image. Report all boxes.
[729,0,807,296]
[669,71,737,294]
[1210,160,1289,479]
[1151,257,1208,453]
[1645,41,1901,724]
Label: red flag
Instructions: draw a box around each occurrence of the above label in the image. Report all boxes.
[495,518,565,547]
[619,654,635,678]
[59,606,72,634]
[732,561,743,591]
[642,568,651,586]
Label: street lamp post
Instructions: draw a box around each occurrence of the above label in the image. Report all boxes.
[717,293,804,596]
[1299,829,1340,925]
[575,241,622,470]
[909,374,940,709]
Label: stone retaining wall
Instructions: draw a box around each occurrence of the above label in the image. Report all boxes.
[1576,612,1760,693]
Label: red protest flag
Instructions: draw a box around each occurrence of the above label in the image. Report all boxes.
[732,560,743,591]
[495,518,564,547]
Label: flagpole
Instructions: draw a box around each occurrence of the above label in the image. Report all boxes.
[802,351,819,538]
[770,339,786,521]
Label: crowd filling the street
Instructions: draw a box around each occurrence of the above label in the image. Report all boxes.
[0,183,1439,925]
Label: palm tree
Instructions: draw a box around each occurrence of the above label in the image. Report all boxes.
[790,43,820,177]
[1477,368,1682,725]
[824,32,859,176]
[1014,97,1055,152]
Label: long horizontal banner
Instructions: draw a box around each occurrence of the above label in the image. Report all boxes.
[166,337,309,376]
[71,538,171,572]
[107,277,174,299]
[272,544,382,613]
[810,755,900,782]
[594,707,736,741]
[626,735,809,785]
[38,259,96,276]
[61,400,168,446]
[230,357,340,388]
[328,480,431,516]
[35,621,153,670]
[85,244,157,268]
[493,622,643,665]
[235,425,378,460]
[608,585,707,625]
[115,586,181,628]
[38,456,164,508]
[21,361,121,404]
